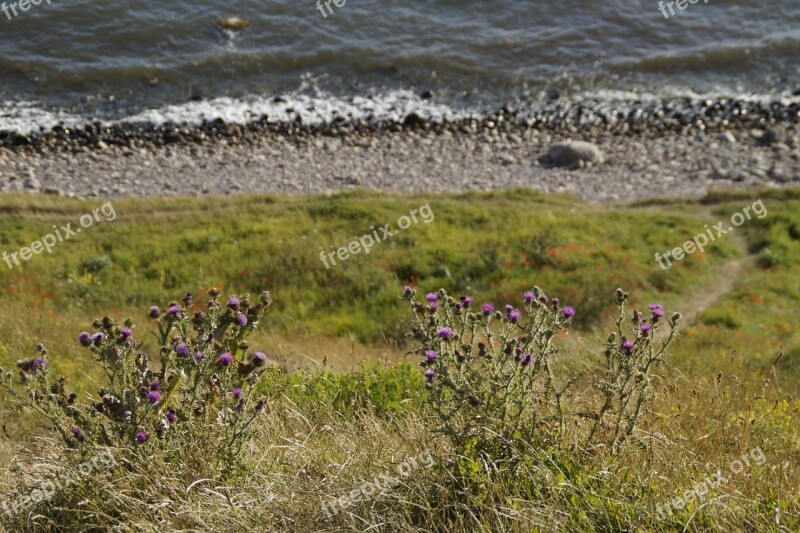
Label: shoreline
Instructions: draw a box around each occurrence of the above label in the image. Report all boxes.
[1,97,799,203]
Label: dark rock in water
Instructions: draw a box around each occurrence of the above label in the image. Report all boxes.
[404,113,425,127]
[164,132,182,144]
[217,17,251,31]
[420,90,434,100]
[10,133,30,146]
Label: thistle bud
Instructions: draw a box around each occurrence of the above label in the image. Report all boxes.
[260,290,272,306]
[616,288,628,304]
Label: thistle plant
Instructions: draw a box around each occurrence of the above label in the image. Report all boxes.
[1,289,273,473]
[405,285,681,463]
[586,288,681,455]
[403,285,576,461]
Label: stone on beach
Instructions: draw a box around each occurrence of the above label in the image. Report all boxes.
[548,140,604,166]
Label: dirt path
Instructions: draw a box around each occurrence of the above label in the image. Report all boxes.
[664,207,756,325]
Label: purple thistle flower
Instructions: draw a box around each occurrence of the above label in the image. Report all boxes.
[182,293,193,305]
[539,295,548,304]
[232,388,243,400]
[253,352,267,367]
[551,297,560,311]
[218,352,233,365]
[135,431,148,443]
[120,328,132,340]
[150,380,160,391]
[166,410,177,423]
[504,304,514,313]
[520,353,532,366]
[649,304,665,319]
[461,296,473,307]
[32,357,46,371]
[175,343,189,357]
[507,308,521,323]
[424,350,438,363]
[147,391,161,404]
[91,332,105,346]
[482,303,494,315]
[79,332,91,346]
[194,350,204,361]
[468,393,480,407]
[563,306,576,319]
[429,302,440,312]
[237,313,248,327]
[227,296,240,309]
[149,306,160,319]
[437,327,454,339]
[70,427,84,442]
[621,340,635,352]
[426,292,438,303]
[524,291,535,303]
[640,324,652,337]
[255,399,266,413]
[167,305,181,316]
[423,368,436,382]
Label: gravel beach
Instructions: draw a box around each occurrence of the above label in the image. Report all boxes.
[2,101,799,203]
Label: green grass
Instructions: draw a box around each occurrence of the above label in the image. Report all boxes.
[0,189,737,385]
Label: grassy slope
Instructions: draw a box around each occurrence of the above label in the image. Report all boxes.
[0,188,799,531]
[0,189,732,382]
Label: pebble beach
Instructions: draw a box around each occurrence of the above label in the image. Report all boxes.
[2,99,799,203]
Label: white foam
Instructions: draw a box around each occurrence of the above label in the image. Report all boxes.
[0,89,477,135]
[2,87,798,136]
[118,89,475,127]
[0,100,88,135]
